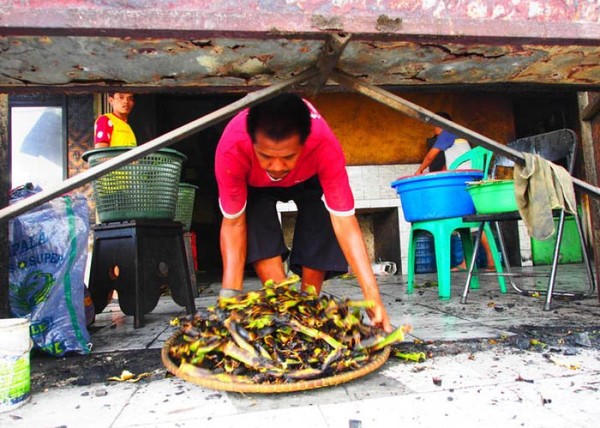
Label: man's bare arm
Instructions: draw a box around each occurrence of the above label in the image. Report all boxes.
[330,214,392,332]
[220,213,247,291]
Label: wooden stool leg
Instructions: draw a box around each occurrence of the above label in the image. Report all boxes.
[170,231,196,315]
[133,233,145,329]
[183,232,198,298]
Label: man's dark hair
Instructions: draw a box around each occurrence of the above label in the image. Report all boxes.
[108,92,134,98]
[247,93,311,144]
[435,111,451,121]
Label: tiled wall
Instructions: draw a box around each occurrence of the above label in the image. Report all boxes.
[278,164,531,274]
[278,164,416,273]
[347,164,415,274]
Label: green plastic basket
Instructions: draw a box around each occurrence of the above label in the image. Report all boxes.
[83,147,187,223]
[174,183,198,231]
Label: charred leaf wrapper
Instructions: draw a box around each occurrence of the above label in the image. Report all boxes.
[168,276,409,385]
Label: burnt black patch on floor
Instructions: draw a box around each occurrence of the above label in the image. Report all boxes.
[507,325,600,351]
[30,348,165,391]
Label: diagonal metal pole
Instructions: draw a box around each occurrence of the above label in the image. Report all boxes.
[330,69,600,199]
[0,67,320,223]
[306,32,351,98]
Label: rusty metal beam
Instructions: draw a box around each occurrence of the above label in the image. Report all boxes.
[307,32,351,97]
[0,67,320,223]
[330,69,600,199]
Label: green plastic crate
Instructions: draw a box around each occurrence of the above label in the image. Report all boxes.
[174,183,198,231]
[83,147,187,223]
[531,216,583,265]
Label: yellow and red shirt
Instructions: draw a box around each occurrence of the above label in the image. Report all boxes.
[94,113,137,147]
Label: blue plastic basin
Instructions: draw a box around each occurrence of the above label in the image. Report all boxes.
[391,170,484,222]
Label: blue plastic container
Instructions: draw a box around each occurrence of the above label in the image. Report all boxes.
[451,233,463,266]
[415,233,436,273]
[391,170,484,222]
[415,233,464,273]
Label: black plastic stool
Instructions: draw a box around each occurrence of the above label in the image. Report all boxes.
[89,220,196,328]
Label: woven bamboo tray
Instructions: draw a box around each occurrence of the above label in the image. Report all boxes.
[162,329,391,393]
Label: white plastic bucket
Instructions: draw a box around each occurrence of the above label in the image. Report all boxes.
[0,318,32,413]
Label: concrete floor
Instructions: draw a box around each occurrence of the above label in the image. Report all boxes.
[2,264,600,427]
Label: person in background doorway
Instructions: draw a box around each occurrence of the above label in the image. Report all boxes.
[94,92,136,148]
[414,112,471,175]
[425,133,445,172]
[215,93,392,333]
[415,112,496,271]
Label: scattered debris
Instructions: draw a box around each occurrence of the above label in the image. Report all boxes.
[515,338,531,350]
[573,332,592,347]
[543,354,580,370]
[563,347,578,356]
[415,281,437,289]
[509,326,600,352]
[94,389,108,397]
[432,377,442,386]
[108,370,153,383]
[394,351,426,363]
[515,375,534,383]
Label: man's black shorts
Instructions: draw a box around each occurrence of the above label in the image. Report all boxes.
[246,175,348,278]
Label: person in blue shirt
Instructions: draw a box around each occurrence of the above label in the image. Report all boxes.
[414,112,495,271]
[415,112,471,175]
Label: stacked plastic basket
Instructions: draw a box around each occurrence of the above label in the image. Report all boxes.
[83,147,187,223]
[174,183,198,231]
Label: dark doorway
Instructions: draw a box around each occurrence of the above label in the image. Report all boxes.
[131,93,243,281]
[500,92,581,267]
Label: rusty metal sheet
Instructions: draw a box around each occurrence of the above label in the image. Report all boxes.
[0,2,599,91]
[0,36,322,89]
[1,34,599,90]
[340,41,600,86]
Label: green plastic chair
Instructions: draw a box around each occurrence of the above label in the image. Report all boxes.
[407,146,507,299]
[449,146,493,179]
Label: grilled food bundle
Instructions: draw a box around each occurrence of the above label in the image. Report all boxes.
[168,276,407,385]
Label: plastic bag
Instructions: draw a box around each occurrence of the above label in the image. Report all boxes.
[8,185,92,356]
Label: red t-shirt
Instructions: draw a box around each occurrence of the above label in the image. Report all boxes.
[215,101,354,219]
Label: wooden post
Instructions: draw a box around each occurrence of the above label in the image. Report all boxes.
[578,91,600,302]
[0,94,9,318]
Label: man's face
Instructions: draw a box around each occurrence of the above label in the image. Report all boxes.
[253,130,304,180]
[109,92,135,118]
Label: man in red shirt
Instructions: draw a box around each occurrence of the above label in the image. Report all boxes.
[215,93,391,332]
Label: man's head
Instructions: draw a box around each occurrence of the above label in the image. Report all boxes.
[433,111,451,136]
[247,93,312,181]
[108,92,135,121]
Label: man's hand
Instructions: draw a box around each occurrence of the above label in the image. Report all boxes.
[367,300,393,333]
